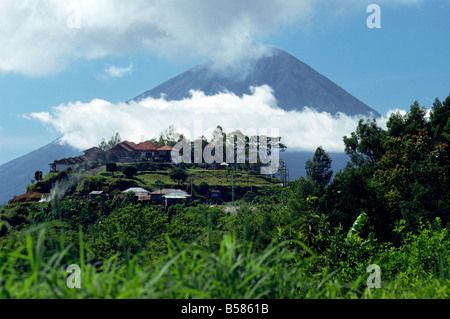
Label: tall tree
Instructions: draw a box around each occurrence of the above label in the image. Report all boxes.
[305,146,333,189]
[158,125,184,146]
[99,132,122,151]
[105,162,118,177]
[373,130,450,230]
[169,167,188,186]
[343,119,385,166]
[429,95,450,144]
[34,170,43,181]
[386,102,428,138]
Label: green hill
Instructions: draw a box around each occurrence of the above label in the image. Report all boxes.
[9,161,280,204]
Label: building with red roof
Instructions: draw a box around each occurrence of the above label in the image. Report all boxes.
[49,140,174,173]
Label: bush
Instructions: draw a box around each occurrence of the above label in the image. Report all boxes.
[198,181,209,195]
[122,165,138,179]
[169,167,188,185]
[242,191,256,203]
[106,162,118,176]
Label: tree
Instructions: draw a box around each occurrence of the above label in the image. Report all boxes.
[106,162,118,177]
[92,205,168,259]
[34,171,43,181]
[386,102,428,138]
[99,132,122,151]
[429,95,450,144]
[154,179,165,193]
[321,163,380,234]
[198,181,209,195]
[373,129,450,231]
[154,179,165,204]
[242,191,256,203]
[343,119,385,166]
[122,165,138,179]
[158,125,183,146]
[305,146,333,189]
[169,167,188,185]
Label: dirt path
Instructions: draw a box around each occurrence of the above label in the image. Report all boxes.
[85,165,105,176]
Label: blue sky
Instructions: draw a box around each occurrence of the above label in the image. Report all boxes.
[0,0,449,165]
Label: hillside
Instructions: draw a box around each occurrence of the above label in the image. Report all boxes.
[0,139,81,205]
[7,161,280,205]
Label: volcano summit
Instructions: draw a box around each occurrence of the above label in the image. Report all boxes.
[132,48,379,117]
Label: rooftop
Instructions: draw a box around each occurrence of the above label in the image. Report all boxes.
[122,187,150,193]
[135,141,159,151]
[84,147,105,153]
[163,189,191,198]
[157,145,173,151]
[150,188,178,195]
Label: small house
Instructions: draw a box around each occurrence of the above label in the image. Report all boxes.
[84,147,105,162]
[108,141,137,162]
[51,158,71,172]
[134,141,160,159]
[150,188,178,203]
[89,190,108,200]
[122,187,151,201]
[163,189,191,206]
[210,190,221,200]
[156,145,173,162]
[49,155,87,172]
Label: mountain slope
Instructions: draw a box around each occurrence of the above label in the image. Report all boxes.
[132,48,380,117]
[0,139,81,205]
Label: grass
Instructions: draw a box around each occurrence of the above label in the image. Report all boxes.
[96,165,279,191]
[1,219,449,299]
[0,223,338,298]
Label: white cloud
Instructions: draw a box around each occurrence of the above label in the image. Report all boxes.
[28,85,390,153]
[103,64,133,78]
[0,0,425,76]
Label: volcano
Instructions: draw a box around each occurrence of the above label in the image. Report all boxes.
[131,48,379,117]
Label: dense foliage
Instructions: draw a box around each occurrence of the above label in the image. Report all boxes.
[0,95,449,299]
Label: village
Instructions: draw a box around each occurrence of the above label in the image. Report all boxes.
[6,139,277,210]
[49,140,175,173]
[42,140,231,208]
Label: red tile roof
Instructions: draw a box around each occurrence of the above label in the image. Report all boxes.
[122,141,137,150]
[157,145,172,151]
[135,141,159,151]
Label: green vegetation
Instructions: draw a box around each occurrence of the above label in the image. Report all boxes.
[0,95,449,299]
[169,167,188,185]
[122,165,138,179]
[105,162,117,177]
[98,132,122,151]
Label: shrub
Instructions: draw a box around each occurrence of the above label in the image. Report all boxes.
[198,181,209,195]
[122,165,138,179]
[105,162,118,176]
